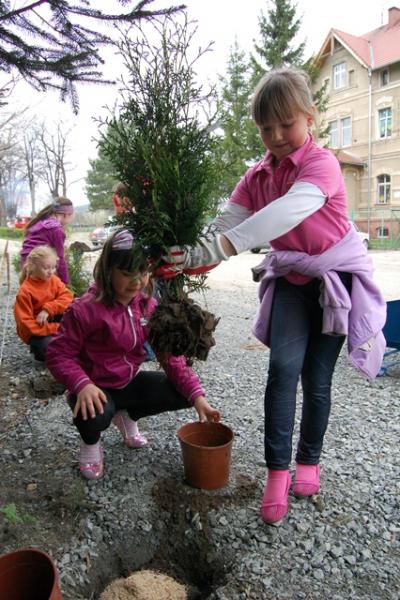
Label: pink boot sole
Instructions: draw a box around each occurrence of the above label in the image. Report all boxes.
[260,470,291,525]
[293,463,320,497]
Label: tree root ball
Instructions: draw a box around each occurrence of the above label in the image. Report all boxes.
[147,296,219,363]
[99,569,188,600]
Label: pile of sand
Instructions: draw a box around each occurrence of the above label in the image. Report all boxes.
[99,569,188,600]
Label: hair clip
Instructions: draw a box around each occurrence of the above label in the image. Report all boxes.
[112,229,135,250]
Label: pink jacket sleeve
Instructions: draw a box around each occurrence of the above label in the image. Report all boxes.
[161,354,205,403]
[45,304,93,394]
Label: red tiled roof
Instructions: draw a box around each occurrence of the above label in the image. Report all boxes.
[328,148,366,167]
[318,7,400,69]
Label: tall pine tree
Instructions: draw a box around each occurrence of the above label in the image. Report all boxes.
[216,39,264,197]
[251,0,305,78]
[85,146,118,211]
[250,0,328,140]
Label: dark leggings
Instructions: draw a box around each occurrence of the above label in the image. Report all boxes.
[29,336,53,362]
[29,315,63,362]
[265,273,352,470]
[69,371,191,445]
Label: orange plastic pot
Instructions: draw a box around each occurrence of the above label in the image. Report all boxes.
[0,548,62,599]
[177,421,234,490]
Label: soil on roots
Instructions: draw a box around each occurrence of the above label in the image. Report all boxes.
[147,294,219,364]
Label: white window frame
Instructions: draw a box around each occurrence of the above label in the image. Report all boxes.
[329,120,339,148]
[378,107,392,138]
[377,174,391,204]
[333,62,347,89]
[341,117,352,146]
[328,116,352,148]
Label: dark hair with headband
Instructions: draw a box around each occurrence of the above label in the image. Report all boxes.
[25,197,74,232]
[93,228,153,306]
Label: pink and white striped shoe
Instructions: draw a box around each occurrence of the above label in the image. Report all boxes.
[112,411,148,449]
[79,441,103,480]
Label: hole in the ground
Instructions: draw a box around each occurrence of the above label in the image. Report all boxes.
[86,474,258,599]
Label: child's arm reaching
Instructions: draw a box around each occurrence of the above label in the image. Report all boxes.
[159,181,325,272]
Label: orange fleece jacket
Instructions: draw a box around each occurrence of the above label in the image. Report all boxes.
[14,274,74,344]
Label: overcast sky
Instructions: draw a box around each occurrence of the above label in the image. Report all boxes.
[9,0,395,209]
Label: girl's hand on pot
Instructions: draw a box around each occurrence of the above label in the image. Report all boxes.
[193,396,220,423]
[74,384,108,420]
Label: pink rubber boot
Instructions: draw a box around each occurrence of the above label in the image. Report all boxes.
[112,410,148,448]
[260,469,291,525]
[79,440,103,480]
[293,463,320,497]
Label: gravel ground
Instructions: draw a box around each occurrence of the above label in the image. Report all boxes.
[0,241,399,600]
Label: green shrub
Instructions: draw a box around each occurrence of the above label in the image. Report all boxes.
[65,248,92,297]
[0,227,24,240]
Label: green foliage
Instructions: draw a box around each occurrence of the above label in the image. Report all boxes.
[251,0,305,77]
[215,39,264,198]
[85,146,119,211]
[65,248,92,297]
[99,16,219,266]
[0,227,24,240]
[0,502,37,525]
[0,1,184,112]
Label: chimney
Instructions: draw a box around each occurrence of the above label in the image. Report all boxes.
[388,6,400,27]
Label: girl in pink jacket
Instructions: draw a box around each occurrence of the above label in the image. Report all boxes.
[46,229,219,480]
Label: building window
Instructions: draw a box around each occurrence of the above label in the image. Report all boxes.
[333,62,347,89]
[377,174,391,204]
[341,117,352,146]
[329,117,352,147]
[379,107,392,138]
[381,69,389,86]
[376,226,389,238]
[348,69,355,86]
[329,121,339,147]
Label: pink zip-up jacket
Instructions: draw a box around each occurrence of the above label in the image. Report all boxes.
[46,288,205,402]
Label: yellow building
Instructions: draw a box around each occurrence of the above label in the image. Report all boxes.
[314,6,400,243]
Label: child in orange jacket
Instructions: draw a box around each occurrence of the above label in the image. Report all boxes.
[14,245,73,362]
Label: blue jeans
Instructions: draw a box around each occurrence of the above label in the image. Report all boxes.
[264,274,351,470]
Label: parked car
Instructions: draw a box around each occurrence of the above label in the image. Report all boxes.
[251,220,369,253]
[13,216,31,229]
[89,224,120,247]
[351,220,370,249]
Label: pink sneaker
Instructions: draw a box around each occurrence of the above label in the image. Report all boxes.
[260,469,291,525]
[112,411,148,449]
[293,463,320,497]
[79,442,103,480]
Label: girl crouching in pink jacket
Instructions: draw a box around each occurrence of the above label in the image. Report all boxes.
[46,228,220,480]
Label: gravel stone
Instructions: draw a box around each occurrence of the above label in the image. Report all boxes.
[1,246,399,600]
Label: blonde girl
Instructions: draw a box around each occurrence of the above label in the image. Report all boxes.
[14,245,73,362]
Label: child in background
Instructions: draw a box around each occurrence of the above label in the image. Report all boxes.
[112,182,134,215]
[14,246,73,362]
[46,228,220,481]
[158,68,386,524]
[20,197,74,284]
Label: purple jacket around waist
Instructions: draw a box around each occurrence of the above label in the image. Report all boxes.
[46,288,205,402]
[21,218,69,283]
[251,226,386,379]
